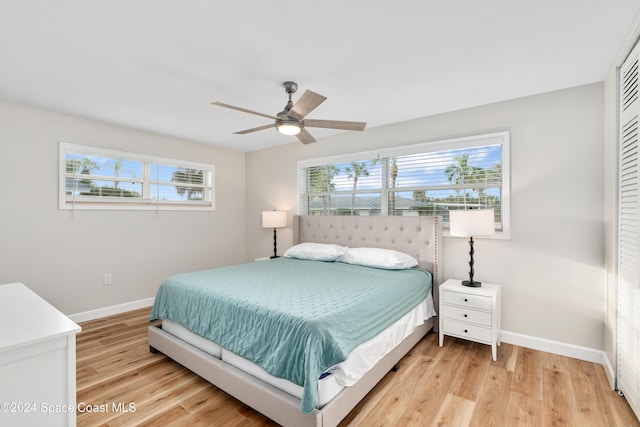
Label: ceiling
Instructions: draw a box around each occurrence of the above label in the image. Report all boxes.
[1,1,639,152]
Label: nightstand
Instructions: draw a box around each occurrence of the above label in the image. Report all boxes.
[438,278,501,361]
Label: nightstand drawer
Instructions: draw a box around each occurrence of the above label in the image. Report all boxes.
[440,305,492,326]
[442,290,491,311]
[442,319,492,343]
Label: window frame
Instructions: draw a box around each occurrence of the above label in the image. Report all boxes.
[297,131,510,239]
[59,142,215,211]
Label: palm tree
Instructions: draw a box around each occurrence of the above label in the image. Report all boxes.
[66,157,99,194]
[412,190,427,202]
[445,154,501,207]
[66,157,99,175]
[411,190,435,215]
[308,165,340,214]
[112,160,123,189]
[389,157,398,215]
[468,163,502,206]
[172,168,204,200]
[445,154,476,205]
[345,159,379,215]
[445,154,472,187]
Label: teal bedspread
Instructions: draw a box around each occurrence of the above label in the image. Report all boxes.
[150,257,432,413]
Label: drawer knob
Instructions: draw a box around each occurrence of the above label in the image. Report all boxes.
[464,329,468,333]
[464,314,468,318]
[464,298,468,302]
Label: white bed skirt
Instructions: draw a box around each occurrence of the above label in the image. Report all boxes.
[161,293,435,408]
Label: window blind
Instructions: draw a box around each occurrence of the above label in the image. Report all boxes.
[60,143,215,211]
[388,144,502,224]
[297,131,509,235]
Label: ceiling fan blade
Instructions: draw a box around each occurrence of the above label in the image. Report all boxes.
[304,119,367,131]
[211,102,277,120]
[289,90,327,120]
[233,124,274,134]
[296,128,316,144]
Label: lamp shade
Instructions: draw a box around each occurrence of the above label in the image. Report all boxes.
[262,211,287,228]
[449,209,495,237]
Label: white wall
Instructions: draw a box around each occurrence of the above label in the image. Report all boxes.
[0,100,246,315]
[0,82,607,351]
[245,83,605,350]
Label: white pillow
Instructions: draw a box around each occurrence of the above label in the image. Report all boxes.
[338,247,418,270]
[283,242,347,261]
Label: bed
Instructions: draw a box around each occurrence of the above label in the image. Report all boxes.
[148,215,443,427]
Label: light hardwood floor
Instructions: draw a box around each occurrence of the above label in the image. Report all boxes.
[76,308,639,426]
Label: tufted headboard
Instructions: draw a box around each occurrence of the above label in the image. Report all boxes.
[293,215,443,316]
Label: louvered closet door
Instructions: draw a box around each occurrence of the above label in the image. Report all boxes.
[618,40,640,420]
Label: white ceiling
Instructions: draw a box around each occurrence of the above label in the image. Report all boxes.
[1,1,639,152]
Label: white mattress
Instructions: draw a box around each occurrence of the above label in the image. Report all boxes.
[162,293,436,408]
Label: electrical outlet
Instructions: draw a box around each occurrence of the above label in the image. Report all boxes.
[103,273,112,285]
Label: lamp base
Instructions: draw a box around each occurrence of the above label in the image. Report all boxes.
[462,280,482,287]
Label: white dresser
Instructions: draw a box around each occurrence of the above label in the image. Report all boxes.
[438,278,501,361]
[0,283,81,427]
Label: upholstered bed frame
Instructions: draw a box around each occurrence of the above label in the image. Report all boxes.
[148,215,443,427]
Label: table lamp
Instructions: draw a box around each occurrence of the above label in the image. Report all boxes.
[262,210,287,258]
[449,209,495,287]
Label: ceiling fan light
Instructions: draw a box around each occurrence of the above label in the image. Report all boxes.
[276,122,302,136]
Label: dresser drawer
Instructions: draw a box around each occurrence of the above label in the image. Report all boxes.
[440,305,492,326]
[442,290,492,311]
[442,319,492,343]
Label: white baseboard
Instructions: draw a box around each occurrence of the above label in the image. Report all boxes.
[69,297,155,323]
[500,330,607,365]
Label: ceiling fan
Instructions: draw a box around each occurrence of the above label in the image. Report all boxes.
[211,81,366,144]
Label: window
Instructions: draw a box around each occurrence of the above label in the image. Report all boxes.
[297,131,510,237]
[59,143,215,211]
